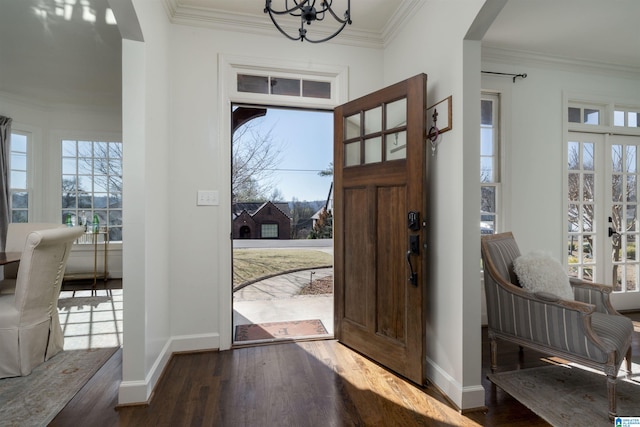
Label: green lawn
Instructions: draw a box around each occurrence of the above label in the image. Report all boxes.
[233,249,332,287]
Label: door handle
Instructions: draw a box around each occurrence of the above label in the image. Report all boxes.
[609,227,620,238]
[406,250,418,286]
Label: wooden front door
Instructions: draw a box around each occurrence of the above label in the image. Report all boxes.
[334,74,428,384]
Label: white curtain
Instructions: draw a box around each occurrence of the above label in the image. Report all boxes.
[0,116,12,251]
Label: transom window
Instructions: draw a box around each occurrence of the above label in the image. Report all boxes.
[614,108,640,128]
[61,139,123,241]
[238,74,331,100]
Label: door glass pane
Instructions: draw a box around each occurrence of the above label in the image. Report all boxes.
[627,146,637,173]
[344,141,360,166]
[568,141,579,169]
[385,132,406,161]
[628,239,637,261]
[385,99,406,129]
[345,114,360,140]
[364,137,382,164]
[583,143,594,170]
[628,206,638,230]
[583,173,594,201]
[627,176,637,201]
[612,145,623,172]
[364,106,382,135]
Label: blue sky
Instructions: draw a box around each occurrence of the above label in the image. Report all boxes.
[250,108,334,202]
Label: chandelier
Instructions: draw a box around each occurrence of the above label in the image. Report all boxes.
[264,0,352,43]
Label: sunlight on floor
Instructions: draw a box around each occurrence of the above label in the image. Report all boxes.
[57,289,123,350]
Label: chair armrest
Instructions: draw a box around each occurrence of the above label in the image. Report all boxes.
[569,277,619,315]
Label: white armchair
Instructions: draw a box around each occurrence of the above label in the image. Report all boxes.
[0,226,84,378]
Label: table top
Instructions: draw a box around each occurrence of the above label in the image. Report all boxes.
[0,252,21,265]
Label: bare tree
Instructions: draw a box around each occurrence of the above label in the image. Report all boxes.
[232,120,285,203]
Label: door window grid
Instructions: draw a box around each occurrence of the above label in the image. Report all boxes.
[343,98,407,167]
[611,143,639,292]
[10,132,29,222]
[481,93,500,235]
[61,139,123,242]
[567,140,596,281]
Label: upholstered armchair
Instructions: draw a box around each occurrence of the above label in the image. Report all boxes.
[0,226,84,378]
[1,223,66,295]
[481,232,633,420]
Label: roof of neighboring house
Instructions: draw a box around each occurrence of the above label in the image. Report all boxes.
[232,201,291,219]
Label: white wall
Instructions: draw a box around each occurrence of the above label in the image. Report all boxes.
[382,0,488,411]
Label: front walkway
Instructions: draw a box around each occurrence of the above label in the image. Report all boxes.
[233,267,334,336]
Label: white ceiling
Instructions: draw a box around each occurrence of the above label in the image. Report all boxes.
[1,0,638,109]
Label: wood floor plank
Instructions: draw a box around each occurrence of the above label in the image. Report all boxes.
[53,315,640,427]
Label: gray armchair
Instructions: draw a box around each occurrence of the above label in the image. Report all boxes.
[481,232,633,420]
[0,226,84,378]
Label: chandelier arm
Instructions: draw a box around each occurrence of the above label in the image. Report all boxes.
[323,4,350,25]
[303,18,349,43]
[265,0,307,16]
[265,8,303,41]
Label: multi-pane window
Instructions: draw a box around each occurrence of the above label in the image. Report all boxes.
[261,223,278,238]
[568,103,604,125]
[481,93,500,235]
[62,140,123,241]
[237,74,331,99]
[10,132,28,222]
[614,108,640,128]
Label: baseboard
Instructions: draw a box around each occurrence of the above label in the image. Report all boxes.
[426,357,486,410]
[117,332,220,405]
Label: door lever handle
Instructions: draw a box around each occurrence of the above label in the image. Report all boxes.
[406,250,418,286]
[609,227,620,238]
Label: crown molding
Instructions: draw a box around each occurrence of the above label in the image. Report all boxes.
[482,45,640,81]
[163,0,423,49]
[380,0,424,47]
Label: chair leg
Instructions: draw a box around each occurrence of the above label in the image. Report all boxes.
[626,347,632,373]
[607,374,617,421]
[490,338,498,373]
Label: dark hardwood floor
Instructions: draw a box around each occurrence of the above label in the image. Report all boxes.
[49,314,640,426]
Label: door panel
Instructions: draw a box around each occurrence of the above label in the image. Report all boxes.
[567,133,640,310]
[334,74,427,384]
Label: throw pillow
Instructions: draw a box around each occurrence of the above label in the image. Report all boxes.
[513,250,574,301]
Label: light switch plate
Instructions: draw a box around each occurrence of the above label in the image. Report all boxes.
[197,190,219,206]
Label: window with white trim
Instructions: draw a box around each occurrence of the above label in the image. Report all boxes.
[481,92,501,235]
[261,223,278,238]
[10,132,29,222]
[62,139,122,241]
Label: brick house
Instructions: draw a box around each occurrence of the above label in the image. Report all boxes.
[232,201,291,239]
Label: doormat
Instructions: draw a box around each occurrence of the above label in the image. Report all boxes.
[234,319,328,342]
